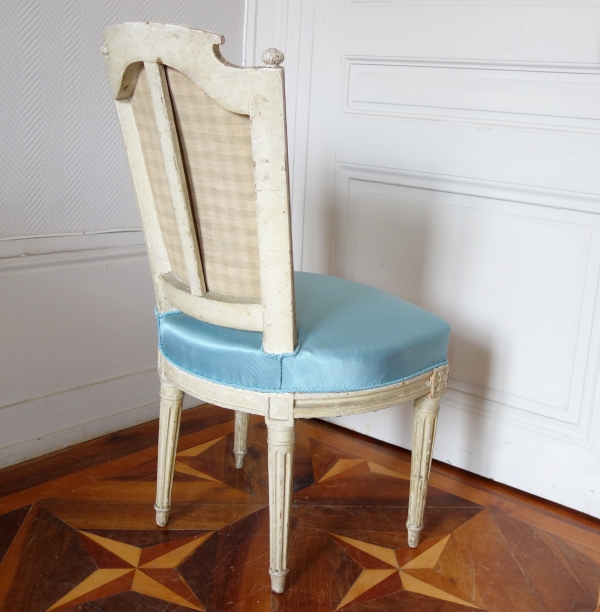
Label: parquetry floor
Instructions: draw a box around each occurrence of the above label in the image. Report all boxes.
[1,405,600,611]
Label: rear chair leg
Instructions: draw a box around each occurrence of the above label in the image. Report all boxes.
[406,395,440,547]
[155,380,184,527]
[233,411,250,469]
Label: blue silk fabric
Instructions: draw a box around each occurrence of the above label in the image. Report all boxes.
[157,272,450,394]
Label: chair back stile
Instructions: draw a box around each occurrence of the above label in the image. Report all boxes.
[103,22,297,354]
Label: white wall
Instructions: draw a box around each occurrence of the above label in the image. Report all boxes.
[248,0,600,516]
[0,0,245,239]
[0,1,246,467]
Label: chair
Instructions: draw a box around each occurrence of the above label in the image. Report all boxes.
[102,22,450,594]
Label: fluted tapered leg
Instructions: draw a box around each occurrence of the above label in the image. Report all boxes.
[267,422,295,593]
[233,411,250,469]
[407,395,441,548]
[155,381,184,527]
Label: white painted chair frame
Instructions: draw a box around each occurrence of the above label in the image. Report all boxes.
[102,22,449,594]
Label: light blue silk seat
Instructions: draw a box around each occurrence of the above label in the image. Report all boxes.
[158,271,450,394]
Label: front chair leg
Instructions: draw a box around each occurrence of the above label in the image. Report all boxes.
[266,421,295,593]
[233,411,250,469]
[155,380,184,527]
[406,395,440,548]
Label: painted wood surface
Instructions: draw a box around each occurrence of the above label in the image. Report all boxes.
[233,411,250,469]
[154,380,184,527]
[1,405,600,611]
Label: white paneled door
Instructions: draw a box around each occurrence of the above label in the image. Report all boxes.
[250,0,600,515]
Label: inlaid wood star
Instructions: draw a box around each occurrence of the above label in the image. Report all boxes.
[2,414,598,612]
[331,532,483,609]
[46,530,213,611]
[309,437,410,484]
[174,436,224,480]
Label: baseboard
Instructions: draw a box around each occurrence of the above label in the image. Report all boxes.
[0,365,198,470]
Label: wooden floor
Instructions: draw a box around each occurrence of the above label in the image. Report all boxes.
[1,405,600,611]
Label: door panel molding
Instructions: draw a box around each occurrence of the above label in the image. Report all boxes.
[343,56,600,135]
[332,162,600,446]
[347,0,599,6]
[245,0,317,268]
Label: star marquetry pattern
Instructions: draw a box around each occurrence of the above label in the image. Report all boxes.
[332,532,483,609]
[174,436,224,480]
[319,459,409,483]
[2,418,599,612]
[46,530,213,611]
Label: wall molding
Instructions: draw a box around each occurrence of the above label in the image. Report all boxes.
[334,163,600,215]
[243,0,258,66]
[0,230,147,279]
[0,229,144,256]
[0,228,164,468]
[331,162,600,447]
[345,55,600,74]
[342,56,600,136]
[441,386,590,448]
[285,0,316,270]
[0,245,148,279]
[244,0,316,268]
[0,230,198,468]
[347,1,600,6]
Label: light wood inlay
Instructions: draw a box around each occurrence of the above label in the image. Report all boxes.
[141,532,212,568]
[46,569,134,611]
[402,534,450,569]
[320,459,365,482]
[80,532,141,567]
[131,569,203,610]
[336,569,397,610]
[177,436,224,457]
[400,572,481,608]
[331,534,399,568]
[174,460,218,481]
[367,461,409,480]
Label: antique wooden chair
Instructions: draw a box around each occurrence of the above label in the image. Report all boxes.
[102,22,450,594]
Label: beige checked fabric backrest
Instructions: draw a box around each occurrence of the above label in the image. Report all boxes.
[104,22,296,354]
[132,65,261,301]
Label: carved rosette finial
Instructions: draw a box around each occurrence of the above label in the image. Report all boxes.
[261,48,284,67]
[100,42,109,60]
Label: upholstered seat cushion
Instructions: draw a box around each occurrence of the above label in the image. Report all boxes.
[157,272,450,394]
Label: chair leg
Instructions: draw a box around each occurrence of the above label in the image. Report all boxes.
[233,411,250,469]
[406,395,440,548]
[155,380,184,527]
[266,421,295,593]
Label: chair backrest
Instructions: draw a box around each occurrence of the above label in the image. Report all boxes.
[102,22,296,354]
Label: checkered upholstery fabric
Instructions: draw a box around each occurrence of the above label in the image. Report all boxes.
[167,69,261,301]
[131,65,261,301]
[132,66,189,284]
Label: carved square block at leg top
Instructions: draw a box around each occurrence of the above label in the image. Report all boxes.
[266,394,295,427]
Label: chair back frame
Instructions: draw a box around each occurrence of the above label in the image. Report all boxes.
[103,22,296,354]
